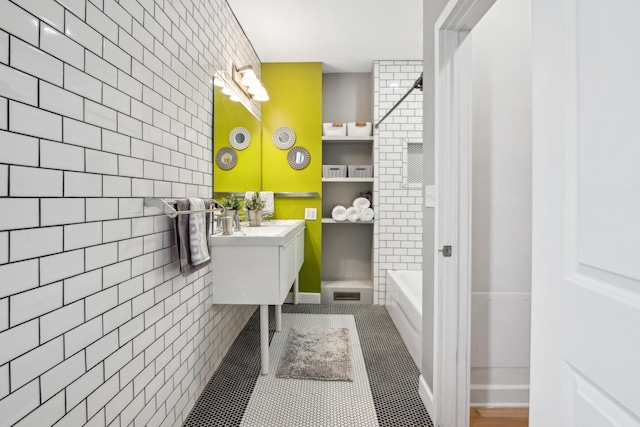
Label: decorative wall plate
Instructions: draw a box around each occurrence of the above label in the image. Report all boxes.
[287,146,310,170]
[216,147,238,170]
[272,126,296,149]
[229,127,251,150]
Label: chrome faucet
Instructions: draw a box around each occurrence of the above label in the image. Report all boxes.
[232,212,241,230]
[210,198,226,215]
[210,199,226,234]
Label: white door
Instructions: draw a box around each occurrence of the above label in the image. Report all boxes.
[529,0,640,425]
[435,0,640,425]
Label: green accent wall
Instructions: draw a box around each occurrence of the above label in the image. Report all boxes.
[213,86,262,192]
[261,63,323,294]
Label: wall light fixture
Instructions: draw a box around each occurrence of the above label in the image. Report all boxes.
[213,65,269,105]
[233,65,269,102]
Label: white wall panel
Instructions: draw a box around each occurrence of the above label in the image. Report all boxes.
[470,0,532,406]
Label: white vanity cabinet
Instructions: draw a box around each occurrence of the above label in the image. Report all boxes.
[210,226,304,304]
[209,220,305,374]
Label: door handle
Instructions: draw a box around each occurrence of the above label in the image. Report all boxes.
[439,245,452,257]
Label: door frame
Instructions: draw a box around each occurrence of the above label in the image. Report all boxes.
[432,1,497,426]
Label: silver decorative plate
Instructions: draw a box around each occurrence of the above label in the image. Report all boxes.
[287,146,310,170]
[216,147,238,170]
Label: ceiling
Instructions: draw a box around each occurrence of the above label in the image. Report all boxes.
[226,0,423,73]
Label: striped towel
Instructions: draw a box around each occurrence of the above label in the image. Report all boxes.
[188,198,210,266]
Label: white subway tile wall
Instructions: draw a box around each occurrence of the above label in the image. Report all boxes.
[373,61,424,305]
[0,0,260,425]
[0,64,39,106]
[0,32,7,65]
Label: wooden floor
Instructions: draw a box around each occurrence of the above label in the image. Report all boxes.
[470,408,529,427]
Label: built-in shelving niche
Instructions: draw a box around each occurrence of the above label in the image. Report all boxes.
[320,72,374,304]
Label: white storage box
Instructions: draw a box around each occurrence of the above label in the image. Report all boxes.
[323,122,347,137]
[348,165,373,178]
[346,122,372,137]
[323,165,347,178]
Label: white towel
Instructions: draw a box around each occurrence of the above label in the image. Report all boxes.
[332,205,347,221]
[188,198,210,266]
[260,191,274,216]
[353,197,371,209]
[360,207,375,222]
[346,206,361,223]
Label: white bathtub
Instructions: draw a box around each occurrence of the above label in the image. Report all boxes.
[386,270,422,368]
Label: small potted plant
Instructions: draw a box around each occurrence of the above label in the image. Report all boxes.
[244,192,265,227]
[221,195,242,218]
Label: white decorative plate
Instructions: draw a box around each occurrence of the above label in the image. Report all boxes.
[229,127,251,150]
[272,126,296,149]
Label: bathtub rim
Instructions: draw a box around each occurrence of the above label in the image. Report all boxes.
[386,269,423,369]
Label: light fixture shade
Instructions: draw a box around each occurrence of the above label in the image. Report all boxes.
[252,89,269,102]
[233,65,269,103]
[247,84,264,95]
[240,69,260,87]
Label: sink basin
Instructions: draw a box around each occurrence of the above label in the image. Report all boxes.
[240,226,288,236]
[210,219,305,246]
[262,219,302,226]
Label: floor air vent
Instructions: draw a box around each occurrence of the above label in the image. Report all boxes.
[333,292,361,301]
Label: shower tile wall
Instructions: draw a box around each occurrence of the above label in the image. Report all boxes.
[373,61,423,305]
[0,0,259,426]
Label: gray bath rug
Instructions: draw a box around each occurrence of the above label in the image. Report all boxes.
[276,326,353,381]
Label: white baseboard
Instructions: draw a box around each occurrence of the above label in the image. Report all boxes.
[470,384,530,408]
[284,292,321,304]
[470,403,530,408]
[418,375,435,423]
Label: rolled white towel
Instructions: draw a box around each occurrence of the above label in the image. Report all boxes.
[332,205,347,221]
[360,207,374,222]
[346,206,361,223]
[353,197,371,209]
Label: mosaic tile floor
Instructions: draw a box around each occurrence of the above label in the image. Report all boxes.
[241,313,377,426]
[183,304,433,427]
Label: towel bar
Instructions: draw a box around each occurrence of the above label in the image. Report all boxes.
[144,198,225,218]
[214,191,319,198]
